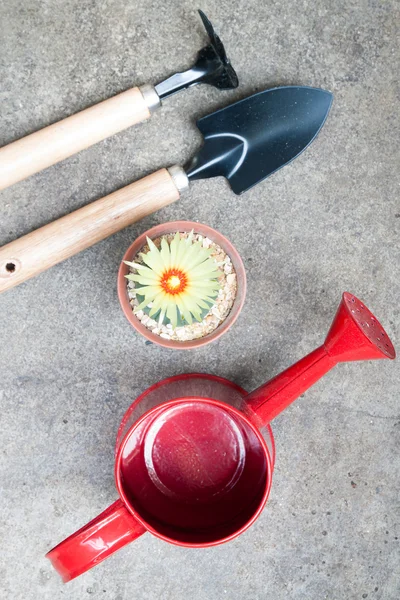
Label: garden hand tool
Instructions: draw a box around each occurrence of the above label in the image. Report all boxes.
[46,292,395,582]
[0,10,238,191]
[0,85,333,293]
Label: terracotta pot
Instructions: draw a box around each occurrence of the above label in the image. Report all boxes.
[117,221,246,349]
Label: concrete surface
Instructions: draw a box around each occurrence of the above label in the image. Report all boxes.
[0,1,399,598]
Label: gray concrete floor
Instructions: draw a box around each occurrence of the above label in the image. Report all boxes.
[1,1,399,599]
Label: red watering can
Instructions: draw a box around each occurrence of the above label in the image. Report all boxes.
[47,292,395,582]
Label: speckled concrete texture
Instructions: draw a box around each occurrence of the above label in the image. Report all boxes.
[0,1,399,599]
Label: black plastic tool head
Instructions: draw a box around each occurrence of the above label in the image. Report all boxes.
[196,10,238,90]
[185,86,333,195]
[154,10,238,100]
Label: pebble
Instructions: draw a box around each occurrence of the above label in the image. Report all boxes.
[226,274,236,285]
[175,328,187,340]
[160,333,171,340]
[211,306,222,319]
[214,252,225,265]
[135,310,144,319]
[224,263,233,274]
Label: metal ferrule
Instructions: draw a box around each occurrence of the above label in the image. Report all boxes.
[139,84,161,113]
[167,165,190,194]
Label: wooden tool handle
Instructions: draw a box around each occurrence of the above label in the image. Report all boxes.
[0,168,180,293]
[0,87,151,191]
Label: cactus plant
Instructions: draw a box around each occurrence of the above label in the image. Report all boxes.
[124,232,220,329]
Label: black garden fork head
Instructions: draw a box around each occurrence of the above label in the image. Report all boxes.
[154,10,239,100]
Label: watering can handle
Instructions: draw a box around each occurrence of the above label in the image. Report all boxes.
[0,167,182,293]
[0,87,156,191]
[46,499,146,582]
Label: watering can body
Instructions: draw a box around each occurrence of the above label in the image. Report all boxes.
[47,293,395,582]
[48,373,276,582]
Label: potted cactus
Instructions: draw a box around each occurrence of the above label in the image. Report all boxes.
[117,221,246,349]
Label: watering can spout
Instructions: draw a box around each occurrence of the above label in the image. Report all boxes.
[244,292,395,426]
